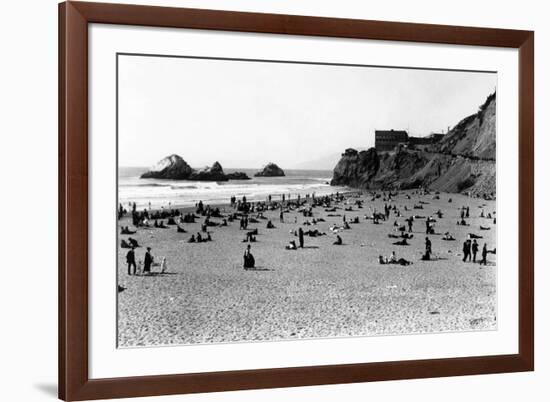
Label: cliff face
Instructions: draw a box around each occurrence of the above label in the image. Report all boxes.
[140,154,193,180]
[189,161,228,181]
[330,93,496,197]
[331,148,379,188]
[434,92,496,160]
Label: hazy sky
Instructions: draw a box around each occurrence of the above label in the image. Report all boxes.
[118,54,496,169]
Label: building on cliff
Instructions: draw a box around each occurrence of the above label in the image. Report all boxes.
[375,130,444,152]
[374,129,409,151]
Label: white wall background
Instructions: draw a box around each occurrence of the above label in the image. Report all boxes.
[0,0,545,401]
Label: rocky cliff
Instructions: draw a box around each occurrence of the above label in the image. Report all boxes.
[141,156,250,181]
[140,154,193,180]
[331,92,496,197]
[254,162,285,177]
[189,161,228,181]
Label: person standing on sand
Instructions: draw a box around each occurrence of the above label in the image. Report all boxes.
[472,239,479,262]
[463,239,472,262]
[298,227,304,248]
[462,240,469,262]
[126,247,136,275]
[407,216,413,233]
[143,247,153,274]
[480,243,488,265]
[425,237,432,257]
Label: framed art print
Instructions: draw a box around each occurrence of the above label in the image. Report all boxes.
[59,1,534,400]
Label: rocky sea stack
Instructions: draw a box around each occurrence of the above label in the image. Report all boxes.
[254,162,285,177]
[189,161,228,181]
[331,92,496,198]
[225,172,251,180]
[140,154,193,180]
[141,155,250,181]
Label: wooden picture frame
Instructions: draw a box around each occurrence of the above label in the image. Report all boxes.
[59,1,534,400]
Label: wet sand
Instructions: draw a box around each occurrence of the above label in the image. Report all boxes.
[117,190,496,347]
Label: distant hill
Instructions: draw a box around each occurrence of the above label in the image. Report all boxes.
[331,92,496,198]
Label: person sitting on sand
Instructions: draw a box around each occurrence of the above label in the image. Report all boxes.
[425,220,432,234]
[469,233,483,239]
[128,237,139,248]
[266,220,275,229]
[121,226,136,235]
[457,218,468,226]
[442,232,455,241]
[188,234,196,243]
[120,239,132,249]
[393,238,409,246]
[243,245,255,270]
[333,235,343,245]
[285,240,297,250]
[378,255,388,264]
[196,232,203,243]
[387,251,412,266]
[344,222,351,230]
[206,232,212,241]
[480,225,491,230]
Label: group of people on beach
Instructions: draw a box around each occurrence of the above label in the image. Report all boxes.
[119,188,496,277]
[125,246,167,275]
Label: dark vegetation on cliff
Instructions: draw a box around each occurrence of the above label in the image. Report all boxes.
[140,155,250,181]
[331,92,496,197]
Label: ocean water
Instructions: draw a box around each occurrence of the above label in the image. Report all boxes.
[118,167,349,209]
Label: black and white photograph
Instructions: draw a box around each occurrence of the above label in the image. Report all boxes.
[116,54,497,348]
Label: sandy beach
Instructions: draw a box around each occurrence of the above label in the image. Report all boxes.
[117,190,496,347]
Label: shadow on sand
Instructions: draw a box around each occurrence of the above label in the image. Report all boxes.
[244,266,274,272]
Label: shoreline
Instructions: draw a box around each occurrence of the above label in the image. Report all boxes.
[119,188,363,215]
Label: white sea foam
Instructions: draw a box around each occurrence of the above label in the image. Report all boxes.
[118,168,348,209]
